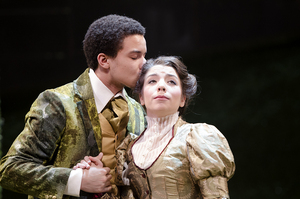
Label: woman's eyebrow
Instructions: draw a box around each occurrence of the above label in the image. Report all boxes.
[165,73,179,79]
[146,73,178,79]
[145,73,158,78]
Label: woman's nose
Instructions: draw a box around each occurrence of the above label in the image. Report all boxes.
[157,84,166,92]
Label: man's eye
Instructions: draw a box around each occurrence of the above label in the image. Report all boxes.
[131,57,138,60]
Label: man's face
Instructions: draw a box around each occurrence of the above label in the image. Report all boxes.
[107,34,147,91]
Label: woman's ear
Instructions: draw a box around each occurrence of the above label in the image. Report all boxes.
[139,93,145,106]
[97,53,109,69]
[179,95,186,107]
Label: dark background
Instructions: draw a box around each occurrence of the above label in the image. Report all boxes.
[1,0,300,198]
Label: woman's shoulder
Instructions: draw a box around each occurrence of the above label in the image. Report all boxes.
[177,119,232,153]
[177,118,223,137]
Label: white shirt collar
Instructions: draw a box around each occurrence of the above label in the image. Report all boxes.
[89,68,126,113]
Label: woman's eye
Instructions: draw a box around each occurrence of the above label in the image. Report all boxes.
[168,80,177,85]
[148,80,156,84]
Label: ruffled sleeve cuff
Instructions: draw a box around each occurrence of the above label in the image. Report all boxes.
[198,176,230,199]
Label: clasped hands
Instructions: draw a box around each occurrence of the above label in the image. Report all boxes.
[74,152,112,193]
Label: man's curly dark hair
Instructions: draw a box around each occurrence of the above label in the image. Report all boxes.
[83,14,146,70]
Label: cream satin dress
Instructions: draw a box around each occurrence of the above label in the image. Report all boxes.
[124,113,235,199]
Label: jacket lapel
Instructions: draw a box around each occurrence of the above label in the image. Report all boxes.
[73,69,147,154]
[73,68,101,155]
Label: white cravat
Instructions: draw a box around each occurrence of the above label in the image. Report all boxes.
[132,112,179,169]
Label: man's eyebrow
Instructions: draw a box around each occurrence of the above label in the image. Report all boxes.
[129,50,142,54]
[128,50,147,55]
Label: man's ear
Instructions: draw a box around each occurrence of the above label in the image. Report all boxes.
[97,53,109,69]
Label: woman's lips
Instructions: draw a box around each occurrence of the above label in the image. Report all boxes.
[154,95,168,100]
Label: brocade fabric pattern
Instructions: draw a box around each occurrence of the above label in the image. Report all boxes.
[0,68,146,199]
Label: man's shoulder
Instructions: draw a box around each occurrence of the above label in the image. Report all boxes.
[31,82,74,110]
[52,82,75,96]
[36,82,75,103]
[42,69,90,100]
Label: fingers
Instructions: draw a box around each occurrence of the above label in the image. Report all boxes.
[73,156,92,170]
[103,167,111,174]
[89,156,102,167]
[73,162,90,170]
[74,153,104,170]
[81,159,91,169]
[100,174,112,193]
[97,152,103,160]
[101,185,112,193]
[89,153,104,167]
[103,174,112,186]
[84,156,92,164]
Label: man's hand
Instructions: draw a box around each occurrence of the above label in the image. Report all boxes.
[73,152,104,170]
[79,153,112,193]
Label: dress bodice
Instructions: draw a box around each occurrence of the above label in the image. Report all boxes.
[146,120,201,198]
[117,118,235,199]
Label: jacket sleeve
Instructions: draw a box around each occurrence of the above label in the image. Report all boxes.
[186,123,235,199]
[0,90,72,199]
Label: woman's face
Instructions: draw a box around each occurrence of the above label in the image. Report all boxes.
[140,64,186,118]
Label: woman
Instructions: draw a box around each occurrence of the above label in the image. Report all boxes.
[77,56,235,199]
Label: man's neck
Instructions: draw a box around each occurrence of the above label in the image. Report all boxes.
[94,67,123,95]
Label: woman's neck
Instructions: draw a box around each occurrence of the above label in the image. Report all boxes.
[145,112,179,134]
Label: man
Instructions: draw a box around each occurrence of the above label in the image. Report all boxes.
[0,14,147,199]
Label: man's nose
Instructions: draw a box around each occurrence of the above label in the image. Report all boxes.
[139,57,146,69]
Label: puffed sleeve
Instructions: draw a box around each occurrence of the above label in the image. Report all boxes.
[186,123,235,199]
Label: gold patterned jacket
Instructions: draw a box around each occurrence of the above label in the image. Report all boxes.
[0,68,146,199]
[116,118,235,199]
